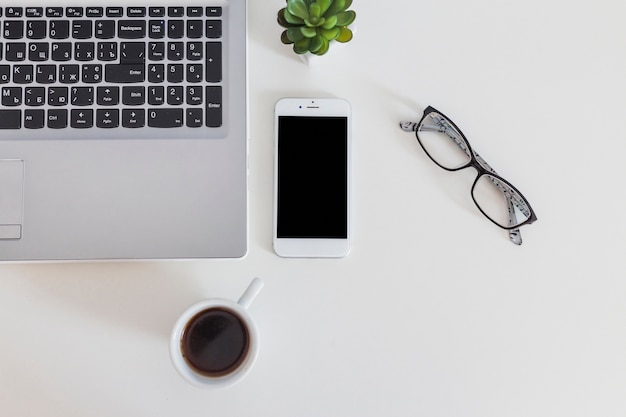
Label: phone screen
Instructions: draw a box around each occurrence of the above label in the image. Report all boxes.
[277,116,348,239]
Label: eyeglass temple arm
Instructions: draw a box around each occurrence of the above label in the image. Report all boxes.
[401,121,523,245]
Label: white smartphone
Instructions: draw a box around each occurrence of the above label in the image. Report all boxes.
[273,98,352,258]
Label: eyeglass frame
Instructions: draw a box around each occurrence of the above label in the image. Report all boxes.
[400,106,537,245]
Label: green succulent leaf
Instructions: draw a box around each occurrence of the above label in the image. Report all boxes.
[286,27,305,42]
[287,0,309,20]
[309,34,324,53]
[335,10,355,27]
[300,26,317,38]
[317,0,332,16]
[281,30,293,44]
[279,8,305,26]
[309,2,321,20]
[324,0,346,17]
[344,0,353,10]
[293,37,312,54]
[321,15,337,29]
[335,27,353,43]
[321,27,340,40]
[314,37,330,55]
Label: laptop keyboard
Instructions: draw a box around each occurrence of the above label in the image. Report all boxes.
[0,6,225,139]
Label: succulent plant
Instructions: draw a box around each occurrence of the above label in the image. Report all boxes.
[278,0,356,56]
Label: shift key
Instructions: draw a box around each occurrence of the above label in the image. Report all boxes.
[105,64,145,83]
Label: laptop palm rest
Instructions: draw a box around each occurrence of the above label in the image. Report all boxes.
[0,159,24,240]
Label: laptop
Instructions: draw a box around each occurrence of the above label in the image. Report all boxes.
[0,1,248,261]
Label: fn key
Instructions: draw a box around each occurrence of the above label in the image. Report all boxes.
[206,86,222,127]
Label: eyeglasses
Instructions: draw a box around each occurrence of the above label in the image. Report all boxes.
[400,106,537,245]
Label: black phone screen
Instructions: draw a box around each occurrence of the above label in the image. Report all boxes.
[277,116,348,239]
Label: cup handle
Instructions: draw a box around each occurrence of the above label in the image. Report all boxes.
[237,277,264,309]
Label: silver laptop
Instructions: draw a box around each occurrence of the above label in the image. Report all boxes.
[0,1,248,261]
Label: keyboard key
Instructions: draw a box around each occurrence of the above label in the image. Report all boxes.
[106,7,123,18]
[120,42,145,64]
[148,64,164,83]
[127,7,146,17]
[58,64,79,83]
[46,7,63,18]
[167,86,184,105]
[187,7,203,17]
[47,109,68,129]
[122,109,145,128]
[97,42,117,61]
[2,87,22,106]
[66,7,83,18]
[82,64,103,83]
[205,86,222,127]
[148,86,164,105]
[72,20,93,39]
[149,20,165,39]
[97,86,119,105]
[206,7,222,17]
[168,7,184,17]
[25,7,44,18]
[50,20,70,39]
[74,42,95,61]
[51,42,72,61]
[71,86,94,106]
[205,20,222,38]
[35,64,56,83]
[4,21,24,40]
[96,109,119,128]
[149,42,165,60]
[86,7,104,18]
[28,43,49,61]
[148,108,183,127]
[167,64,184,83]
[187,20,203,38]
[205,42,222,82]
[105,64,145,83]
[6,7,23,18]
[0,66,11,83]
[26,21,47,39]
[186,64,203,83]
[5,43,27,61]
[95,21,116,39]
[168,20,184,38]
[12,64,34,84]
[0,110,21,129]
[24,109,44,129]
[48,86,68,106]
[149,7,165,17]
[118,21,147,39]
[71,109,93,128]
[122,86,145,105]
[24,86,45,106]
[186,108,203,127]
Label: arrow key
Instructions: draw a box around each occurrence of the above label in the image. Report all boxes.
[71,108,93,128]
[122,109,145,128]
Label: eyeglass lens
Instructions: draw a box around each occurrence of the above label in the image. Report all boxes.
[417,112,471,170]
[472,174,531,228]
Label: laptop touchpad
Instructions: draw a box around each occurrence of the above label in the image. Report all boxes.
[0,160,24,240]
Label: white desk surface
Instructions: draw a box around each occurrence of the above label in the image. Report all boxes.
[2,1,625,416]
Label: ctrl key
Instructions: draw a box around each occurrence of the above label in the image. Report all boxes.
[0,110,22,129]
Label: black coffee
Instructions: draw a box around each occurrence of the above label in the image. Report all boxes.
[181,308,249,377]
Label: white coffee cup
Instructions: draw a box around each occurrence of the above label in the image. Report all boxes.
[170,277,264,388]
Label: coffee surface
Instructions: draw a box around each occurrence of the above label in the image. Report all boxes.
[182,308,249,377]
